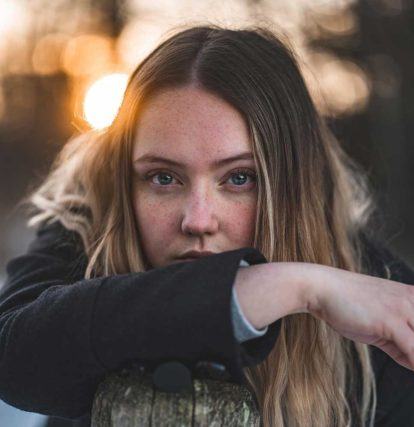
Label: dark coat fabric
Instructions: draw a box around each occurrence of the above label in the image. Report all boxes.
[0,219,413,427]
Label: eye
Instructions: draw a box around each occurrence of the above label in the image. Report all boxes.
[145,171,178,186]
[227,168,257,188]
[144,168,257,189]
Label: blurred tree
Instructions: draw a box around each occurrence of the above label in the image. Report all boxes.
[305,0,414,262]
[91,0,129,37]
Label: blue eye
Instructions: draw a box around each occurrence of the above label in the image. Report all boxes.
[229,169,256,186]
[145,168,256,189]
[150,172,175,186]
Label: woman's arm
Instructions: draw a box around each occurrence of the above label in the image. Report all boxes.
[235,237,414,426]
[233,261,313,330]
[235,243,414,372]
[307,263,414,371]
[0,220,281,419]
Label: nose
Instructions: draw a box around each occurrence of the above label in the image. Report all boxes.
[181,187,219,236]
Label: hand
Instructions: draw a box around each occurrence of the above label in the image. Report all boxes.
[307,264,414,371]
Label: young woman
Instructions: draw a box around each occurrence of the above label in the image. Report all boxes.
[0,24,413,427]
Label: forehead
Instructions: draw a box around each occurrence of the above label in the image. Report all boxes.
[132,86,252,165]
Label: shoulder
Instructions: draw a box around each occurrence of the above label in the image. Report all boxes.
[3,219,88,294]
[356,231,414,424]
[26,219,86,261]
[358,229,414,285]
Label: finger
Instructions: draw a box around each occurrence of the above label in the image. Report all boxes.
[396,356,413,371]
[379,341,413,371]
[407,318,414,333]
[378,339,405,363]
[389,323,414,370]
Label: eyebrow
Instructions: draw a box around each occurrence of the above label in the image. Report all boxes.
[134,152,254,168]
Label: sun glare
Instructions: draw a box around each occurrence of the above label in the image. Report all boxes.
[83,73,129,129]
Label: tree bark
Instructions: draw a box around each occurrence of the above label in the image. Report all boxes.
[91,368,260,426]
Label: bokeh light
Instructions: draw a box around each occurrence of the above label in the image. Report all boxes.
[0,83,4,123]
[32,33,70,75]
[0,0,31,74]
[303,53,371,116]
[83,73,129,129]
[308,6,358,37]
[62,34,115,77]
[0,1,22,36]
[117,19,168,71]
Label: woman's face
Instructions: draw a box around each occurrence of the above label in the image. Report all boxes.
[131,85,257,268]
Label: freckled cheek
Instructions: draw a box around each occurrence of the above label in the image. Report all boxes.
[132,194,179,241]
[224,200,257,245]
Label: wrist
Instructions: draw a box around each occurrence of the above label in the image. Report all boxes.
[271,262,319,316]
[293,262,328,316]
[233,261,324,329]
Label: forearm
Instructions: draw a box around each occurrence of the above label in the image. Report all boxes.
[233,262,316,330]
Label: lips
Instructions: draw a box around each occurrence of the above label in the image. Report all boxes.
[177,250,216,259]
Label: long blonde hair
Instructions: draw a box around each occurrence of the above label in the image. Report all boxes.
[22,24,379,426]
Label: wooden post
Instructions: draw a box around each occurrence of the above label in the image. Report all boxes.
[91,367,261,426]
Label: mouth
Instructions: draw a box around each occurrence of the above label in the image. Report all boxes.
[177,250,216,259]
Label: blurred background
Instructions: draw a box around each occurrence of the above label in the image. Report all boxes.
[0,0,413,425]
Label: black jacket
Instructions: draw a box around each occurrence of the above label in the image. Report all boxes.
[0,220,413,426]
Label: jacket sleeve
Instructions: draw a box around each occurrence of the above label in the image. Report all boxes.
[0,220,281,419]
[232,259,269,343]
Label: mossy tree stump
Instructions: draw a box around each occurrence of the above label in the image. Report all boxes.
[91,367,260,426]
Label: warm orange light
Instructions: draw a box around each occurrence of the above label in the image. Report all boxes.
[0,1,22,35]
[32,33,69,75]
[63,34,115,77]
[116,19,173,70]
[0,84,5,123]
[83,73,129,129]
